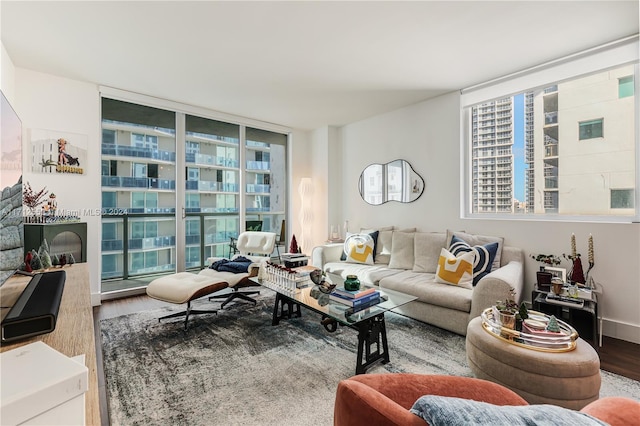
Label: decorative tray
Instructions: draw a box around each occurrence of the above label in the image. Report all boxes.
[480,308,578,352]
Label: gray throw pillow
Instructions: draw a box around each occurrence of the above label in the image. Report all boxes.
[410,395,607,426]
[388,231,415,270]
[413,232,447,273]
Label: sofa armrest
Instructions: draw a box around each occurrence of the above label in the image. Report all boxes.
[335,379,427,426]
[311,243,344,269]
[334,374,527,426]
[581,397,640,426]
[470,260,524,319]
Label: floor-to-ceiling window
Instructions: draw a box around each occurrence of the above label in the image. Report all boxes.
[184,115,240,269]
[100,97,289,294]
[245,127,287,242]
[101,98,177,291]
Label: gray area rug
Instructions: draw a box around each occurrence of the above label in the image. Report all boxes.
[101,290,640,426]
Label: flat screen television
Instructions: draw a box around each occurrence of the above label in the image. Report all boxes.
[0,90,24,285]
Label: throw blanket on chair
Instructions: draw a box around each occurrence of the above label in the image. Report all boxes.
[210,256,253,273]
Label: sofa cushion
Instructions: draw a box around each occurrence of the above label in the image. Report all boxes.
[361,227,389,262]
[343,232,377,265]
[323,262,403,287]
[413,232,447,273]
[447,230,504,271]
[410,395,607,426]
[388,231,416,270]
[374,227,416,265]
[449,236,498,285]
[375,230,393,264]
[379,270,472,313]
[341,231,379,262]
[434,248,475,289]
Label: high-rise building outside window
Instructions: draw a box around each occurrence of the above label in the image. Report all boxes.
[465,62,637,219]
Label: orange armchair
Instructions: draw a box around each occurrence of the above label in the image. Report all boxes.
[334,374,640,426]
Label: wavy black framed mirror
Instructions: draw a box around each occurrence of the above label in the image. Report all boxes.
[358,159,424,205]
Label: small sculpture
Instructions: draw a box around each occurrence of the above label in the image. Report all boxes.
[546,315,560,333]
[289,234,299,254]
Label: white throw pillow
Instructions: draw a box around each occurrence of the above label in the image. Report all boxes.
[388,231,416,270]
[435,248,475,289]
[413,232,447,273]
[343,233,375,265]
[373,227,415,265]
[446,229,504,271]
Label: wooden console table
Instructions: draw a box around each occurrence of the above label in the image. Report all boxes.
[0,263,100,425]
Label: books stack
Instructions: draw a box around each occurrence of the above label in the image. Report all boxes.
[280,253,309,268]
[329,286,381,308]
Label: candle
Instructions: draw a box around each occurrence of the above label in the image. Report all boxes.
[571,233,577,258]
[588,234,594,264]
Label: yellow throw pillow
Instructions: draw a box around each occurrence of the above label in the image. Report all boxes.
[343,233,375,265]
[435,248,475,289]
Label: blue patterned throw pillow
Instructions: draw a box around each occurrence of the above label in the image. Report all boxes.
[449,236,498,286]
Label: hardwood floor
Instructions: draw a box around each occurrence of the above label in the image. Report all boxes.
[598,335,640,382]
[94,295,640,425]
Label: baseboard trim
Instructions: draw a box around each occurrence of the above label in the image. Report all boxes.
[91,292,102,306]
[602,318,640,344]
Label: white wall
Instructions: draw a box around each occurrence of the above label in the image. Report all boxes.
[336,91,640,344]
[15,69,102,304]
[1,43,17,102]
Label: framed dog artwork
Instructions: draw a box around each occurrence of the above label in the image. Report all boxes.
[29,128,87,175]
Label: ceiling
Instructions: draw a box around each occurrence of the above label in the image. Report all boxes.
[2,1,638,130]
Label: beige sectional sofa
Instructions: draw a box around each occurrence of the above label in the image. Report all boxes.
[311,228,524,335]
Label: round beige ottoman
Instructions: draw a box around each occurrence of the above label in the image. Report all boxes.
[466,315,601,410]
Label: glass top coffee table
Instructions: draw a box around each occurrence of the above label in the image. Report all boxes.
[251,274,416,374]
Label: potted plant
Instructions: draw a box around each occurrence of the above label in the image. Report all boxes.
[494,291,528,331]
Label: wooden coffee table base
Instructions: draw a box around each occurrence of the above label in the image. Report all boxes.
[271,292,390,374]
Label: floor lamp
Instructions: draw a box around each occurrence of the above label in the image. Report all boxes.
[298,178,314,254]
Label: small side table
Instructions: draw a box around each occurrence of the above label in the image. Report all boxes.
[531,286,599,346]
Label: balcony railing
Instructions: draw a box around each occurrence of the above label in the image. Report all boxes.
[246,184,270,193]
[185,207,239,213]
[102,239,123,251]
[102,176,176,190]
[185,152,239,168]
[185,180,239,192]
[129,236,176,250]
[246,161,270,170]
[100,212,239,283]
[102,143,176,162]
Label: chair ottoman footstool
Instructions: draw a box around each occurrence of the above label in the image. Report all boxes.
[146,272,229,330]
[466,316,601,410]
